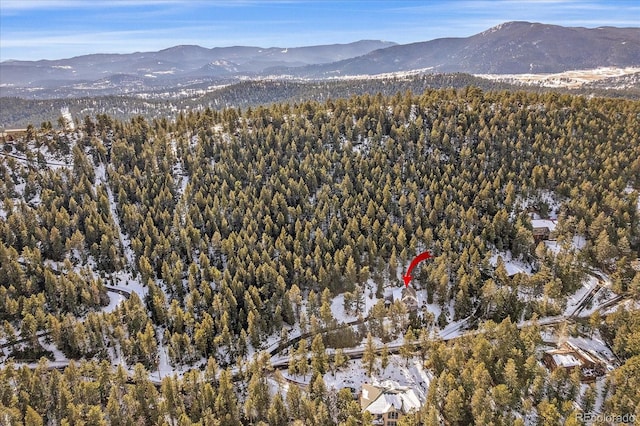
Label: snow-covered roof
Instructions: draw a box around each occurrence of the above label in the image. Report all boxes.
[531,219,557,232]
[567,337,616,363]
[551,353,581,368]
[362,381,423,415]
[391,286,418,304]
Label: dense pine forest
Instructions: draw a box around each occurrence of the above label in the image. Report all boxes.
[2,72,638,130]
[0,87,639,425]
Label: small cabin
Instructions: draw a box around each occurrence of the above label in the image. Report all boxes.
[391,286,419,311]
[543,342,604,382]
[531,218,557,243]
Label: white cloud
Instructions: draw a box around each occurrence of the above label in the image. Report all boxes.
[1,0,184,9]
[0,0,301,10]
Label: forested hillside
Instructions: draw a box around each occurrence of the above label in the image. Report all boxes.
[0,74,515,128]
[0,88,639,425]
[3,72,638,129]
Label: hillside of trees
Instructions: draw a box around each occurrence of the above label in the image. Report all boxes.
[0,87,639,424]
[2,72,638,129]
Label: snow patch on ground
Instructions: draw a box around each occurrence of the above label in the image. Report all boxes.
[627,186,640,214]
[490,251,533,276]
[94,162,107,185]
[284,354,432,402]
[38,335,67,362]
[476,66,640,89]
[98,159,146,299]
[101,291,126,314]
[572,235,586,250]
[564,275,598,316]
[107,271,148,300]
[518,191,561,219]
[438,319,469,340]
[543,240,561,254]
[330,293,358,324]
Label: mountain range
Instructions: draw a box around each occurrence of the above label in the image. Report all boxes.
[1,21,639,98]
[297,21,640,76]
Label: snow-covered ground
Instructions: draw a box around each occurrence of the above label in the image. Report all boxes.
[282,353,433,402]
[102,291,126,314]
[330,293,359,323]
[564,275,599,317]
[105,267,148,300]
[475,66,640,89]
[490,251,533,276]
[601,298,640,316]
[517,191,561,219]
[329,278,444,324]
[438,318,472,340]
[96,153,148,300]
[60,107,75,130]
[543,240,561,255]
[543,235,586,254]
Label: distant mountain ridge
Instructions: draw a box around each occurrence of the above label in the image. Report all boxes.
[0,40,396,87]
[1,21,639,98]
[288,21,640,77]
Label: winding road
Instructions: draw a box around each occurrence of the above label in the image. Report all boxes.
[0,285,133,351]
[0,267,630,389]
[268,270,626,374]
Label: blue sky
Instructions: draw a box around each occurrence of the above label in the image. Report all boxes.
[1,0,638,61]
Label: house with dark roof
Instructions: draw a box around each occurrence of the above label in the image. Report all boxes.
[542,340,608,382]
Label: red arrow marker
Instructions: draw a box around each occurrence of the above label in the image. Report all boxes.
[402,251,431,287]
